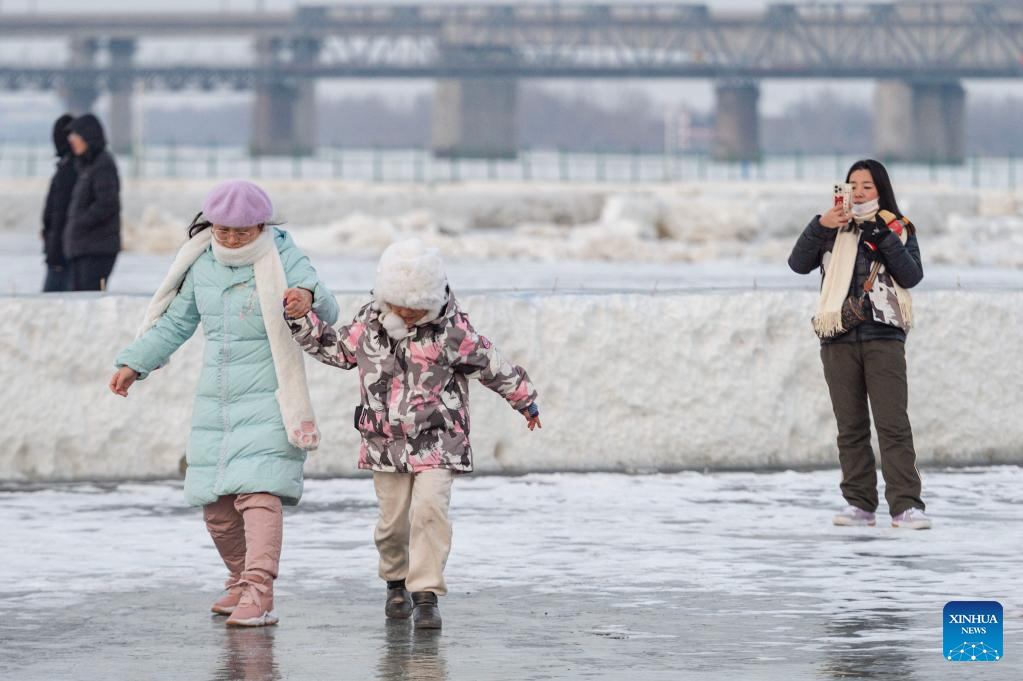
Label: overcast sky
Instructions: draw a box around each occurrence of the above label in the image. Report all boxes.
[0,0,1017,115]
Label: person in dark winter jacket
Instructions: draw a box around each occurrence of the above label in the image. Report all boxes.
[41,113,77,292]
[788,159,931,530]
[64,113,121,291]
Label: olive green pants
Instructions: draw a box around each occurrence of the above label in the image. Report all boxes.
[820,340,924,516]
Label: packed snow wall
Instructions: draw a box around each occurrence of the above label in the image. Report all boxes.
[1,290,1020,482]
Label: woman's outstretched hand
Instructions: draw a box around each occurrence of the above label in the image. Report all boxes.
[283,287,313,319]
[109,366,138,397]
[819,204,851,229]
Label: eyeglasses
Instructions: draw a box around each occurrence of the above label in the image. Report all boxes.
[212,226,261,244]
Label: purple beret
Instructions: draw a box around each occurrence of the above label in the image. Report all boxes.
[202,180,274,228]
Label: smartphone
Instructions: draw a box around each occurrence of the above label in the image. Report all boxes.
[833,183,852,213]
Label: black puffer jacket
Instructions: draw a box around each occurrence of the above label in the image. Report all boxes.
[788,216,923,345]
[42,114,77,266]
[63,114,121,259]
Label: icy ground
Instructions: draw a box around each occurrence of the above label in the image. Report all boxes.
[1,468,1019,680]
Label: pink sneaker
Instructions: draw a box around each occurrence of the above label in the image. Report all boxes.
[211,579,244,616]
[891,508,932,529]
[226,577,278,627]
[832,505,876,527]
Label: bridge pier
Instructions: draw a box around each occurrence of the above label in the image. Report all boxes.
[712,81,760,162]
[431,46,519,159]
[250,37,319,156]
[61,37,99,115]
[874,80,965,164]
[107,38,136,155]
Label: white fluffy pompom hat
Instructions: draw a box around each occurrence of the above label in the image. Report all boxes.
[373,238,449,315]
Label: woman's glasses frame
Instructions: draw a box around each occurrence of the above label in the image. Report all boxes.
[212,225,263,244]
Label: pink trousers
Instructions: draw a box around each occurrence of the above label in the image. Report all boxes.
[202,493,283,586]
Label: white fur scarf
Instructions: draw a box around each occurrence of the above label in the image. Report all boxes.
[813,216,914,338]
[371,291,445,341]
[138,228,319,451]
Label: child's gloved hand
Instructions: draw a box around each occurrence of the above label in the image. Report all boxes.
[521,403,542,431]
[109,366,138,397]
[283,287,313,319]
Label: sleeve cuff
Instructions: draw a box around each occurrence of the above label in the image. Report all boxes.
[116,361,149,381]
[287,313,316,334]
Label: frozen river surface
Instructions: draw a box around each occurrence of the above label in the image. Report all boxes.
[1,468,1020,680]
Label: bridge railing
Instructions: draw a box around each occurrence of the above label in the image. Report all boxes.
[0,143,1018,189]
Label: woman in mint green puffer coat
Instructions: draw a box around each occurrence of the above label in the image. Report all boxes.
[109,180,338,627]
[114,225,338,506]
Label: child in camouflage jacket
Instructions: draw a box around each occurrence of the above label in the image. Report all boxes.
[287,238,540,629]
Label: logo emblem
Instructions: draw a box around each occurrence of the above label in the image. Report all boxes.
[944,601,1002,662]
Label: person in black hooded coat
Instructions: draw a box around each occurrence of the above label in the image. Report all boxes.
[41,113,77,292]
[64,113,121,291]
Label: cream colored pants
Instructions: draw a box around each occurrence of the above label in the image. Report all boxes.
[373,469,454,595]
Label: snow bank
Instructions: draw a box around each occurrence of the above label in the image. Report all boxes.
[5,180,1023,267]
[1,290,1020,482]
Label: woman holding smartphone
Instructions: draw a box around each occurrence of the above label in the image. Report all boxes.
[788,159,930,530]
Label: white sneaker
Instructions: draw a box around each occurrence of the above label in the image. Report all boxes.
[226,609,279,627]
[891,508,932,529]
[833,505,877,527]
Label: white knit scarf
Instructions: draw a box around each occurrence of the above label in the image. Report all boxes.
[813,210,914,338]
[138,228,319,451]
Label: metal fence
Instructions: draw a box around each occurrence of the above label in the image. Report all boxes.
[1,143,1020,189]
